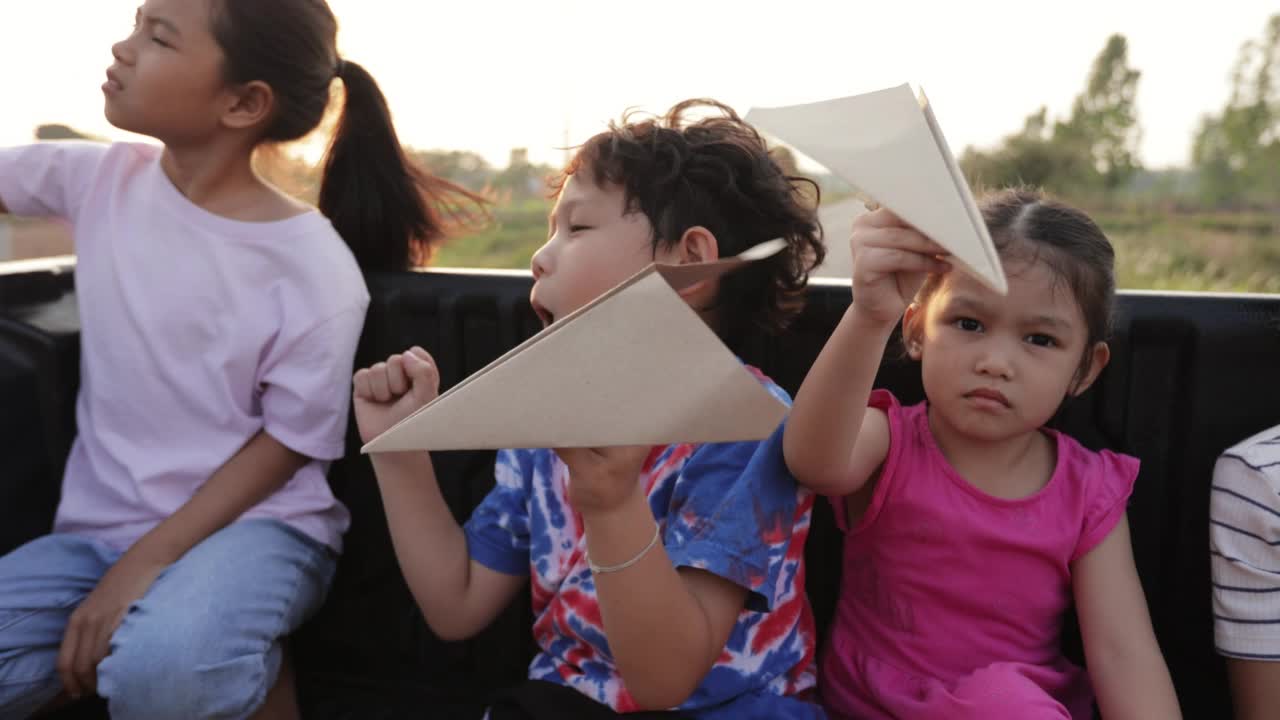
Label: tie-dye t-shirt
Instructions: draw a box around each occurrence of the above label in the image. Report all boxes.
[463,378,821,719]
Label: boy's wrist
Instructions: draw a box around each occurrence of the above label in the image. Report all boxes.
[371,450,431,481]
[581,489,659,567]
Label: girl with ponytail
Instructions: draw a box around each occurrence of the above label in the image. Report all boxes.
[0,1,482,717]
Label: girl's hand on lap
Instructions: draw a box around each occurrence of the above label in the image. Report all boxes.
[849,207,951,328]
[56,554,167,698]
[352,346,440,443]
[556,445,653,516]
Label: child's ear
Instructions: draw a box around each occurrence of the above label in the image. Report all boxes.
[221,80,276,131]
[902,303,924,360]
[1069,341,1111,396]
[672,226,721,302]
[675,226,720,265]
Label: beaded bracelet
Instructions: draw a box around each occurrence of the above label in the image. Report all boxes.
[587,524,661,574]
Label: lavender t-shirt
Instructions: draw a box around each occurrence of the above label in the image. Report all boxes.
[0,141,368,551]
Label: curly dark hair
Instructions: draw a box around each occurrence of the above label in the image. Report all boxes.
[553,99,825,345]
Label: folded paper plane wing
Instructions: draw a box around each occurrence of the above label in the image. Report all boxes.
[361,239,791,453]
[747,84,1007,294]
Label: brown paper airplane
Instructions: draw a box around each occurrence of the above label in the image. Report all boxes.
[361,240,791,453]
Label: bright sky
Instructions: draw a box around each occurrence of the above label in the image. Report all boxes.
[2,1,1275,171]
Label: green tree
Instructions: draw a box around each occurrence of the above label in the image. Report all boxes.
[492,148,554,199]
[963,108,1065,189]
[1192,14,1280,208]
[961,34,1141,197]
[1055,34,1143,190]
[411,149,495,190]
[35,124,101,141]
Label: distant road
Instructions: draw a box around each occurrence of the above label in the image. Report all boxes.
[812,197,867,280]
[0,220,73,263]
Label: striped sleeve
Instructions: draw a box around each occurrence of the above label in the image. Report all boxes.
[1211,427,1280,660]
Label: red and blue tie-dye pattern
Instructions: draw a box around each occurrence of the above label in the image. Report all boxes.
[464,377,822,718]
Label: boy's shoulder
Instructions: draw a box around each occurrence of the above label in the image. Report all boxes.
[743,364,792,406]
[1221,424,1280,467]
[1217,424,1280,488]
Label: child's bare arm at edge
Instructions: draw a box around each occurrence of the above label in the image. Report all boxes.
[1072,515,1182,719]
[783,208,950,496]
[353,347,525,642]
[1224,660,1280,720]
[556,446,750,711]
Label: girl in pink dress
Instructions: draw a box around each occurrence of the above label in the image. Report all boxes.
[784,189,1181,719]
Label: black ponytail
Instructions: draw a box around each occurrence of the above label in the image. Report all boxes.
[210,0,486,271]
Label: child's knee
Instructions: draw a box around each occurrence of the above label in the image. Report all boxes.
[98,612,279,720]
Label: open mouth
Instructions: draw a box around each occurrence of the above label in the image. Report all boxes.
[531,300,553,327]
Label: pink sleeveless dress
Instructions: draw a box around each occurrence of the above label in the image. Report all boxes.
[821,390,1137,719]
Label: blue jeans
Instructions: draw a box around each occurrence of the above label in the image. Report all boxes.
[0,519,336,720]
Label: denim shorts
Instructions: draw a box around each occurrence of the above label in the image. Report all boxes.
[0,519,336,720]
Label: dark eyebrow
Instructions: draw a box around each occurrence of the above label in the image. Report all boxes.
[952,295,1073,330]
[945,296,992,316]
[1023,314,1072,331]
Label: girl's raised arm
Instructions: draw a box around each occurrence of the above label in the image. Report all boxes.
[784,305,894,496]
[784,208,948,496]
